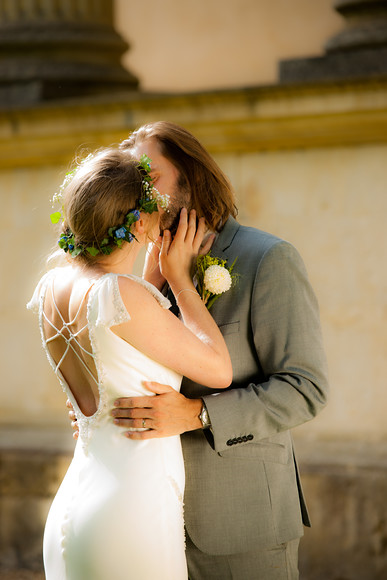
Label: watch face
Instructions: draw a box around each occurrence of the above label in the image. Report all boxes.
[200,407,209,427]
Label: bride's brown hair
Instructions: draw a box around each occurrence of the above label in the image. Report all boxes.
[61,148,156,265]
[120,121,237,232]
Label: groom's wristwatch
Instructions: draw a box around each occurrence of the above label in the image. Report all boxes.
[199,400,211,429]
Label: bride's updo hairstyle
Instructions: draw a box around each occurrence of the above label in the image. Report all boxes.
[60,148,157,265]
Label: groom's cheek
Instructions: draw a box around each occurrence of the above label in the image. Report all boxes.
[160,210,180,236]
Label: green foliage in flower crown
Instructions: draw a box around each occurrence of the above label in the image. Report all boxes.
[50,152,169,259]
[50,211,62,224]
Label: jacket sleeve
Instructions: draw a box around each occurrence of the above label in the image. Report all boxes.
[203,241,329,453]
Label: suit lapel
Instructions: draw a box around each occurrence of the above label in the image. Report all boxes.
[200,217,241,324]
[210,216,240,259]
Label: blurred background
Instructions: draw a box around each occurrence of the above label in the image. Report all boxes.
[1,0,387,578]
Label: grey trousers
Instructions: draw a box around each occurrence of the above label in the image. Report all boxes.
[186,532,300,580]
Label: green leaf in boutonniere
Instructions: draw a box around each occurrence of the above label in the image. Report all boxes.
[195,252,238,310]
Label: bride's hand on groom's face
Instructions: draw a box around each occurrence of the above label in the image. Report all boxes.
[160,208,205,287]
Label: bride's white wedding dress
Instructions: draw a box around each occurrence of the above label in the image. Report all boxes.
[28,270,187,580]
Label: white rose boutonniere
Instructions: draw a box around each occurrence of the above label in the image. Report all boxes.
[196,252,238,310]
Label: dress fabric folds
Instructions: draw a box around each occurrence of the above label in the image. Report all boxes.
[28,271,187,580]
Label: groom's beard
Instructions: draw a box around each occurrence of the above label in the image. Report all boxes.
[159,179,191,236]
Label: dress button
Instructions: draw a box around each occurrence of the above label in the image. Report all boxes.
[226,439,233,446]
[247,434,254,441]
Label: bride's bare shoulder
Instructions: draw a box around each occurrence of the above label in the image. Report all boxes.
[116,274,170,314]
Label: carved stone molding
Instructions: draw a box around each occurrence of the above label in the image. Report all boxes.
[326,0,387,52]
[0,0,138,105]
[280,0,387,83]
[1,81,387,167]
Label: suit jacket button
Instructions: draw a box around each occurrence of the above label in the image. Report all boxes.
[237,437,243,443]
[232,438,238,445]
[247,434,254,441]
[242,435,248,442]
[226,439,233,446]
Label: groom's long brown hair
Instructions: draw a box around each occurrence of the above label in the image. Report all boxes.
[119,121,237,232]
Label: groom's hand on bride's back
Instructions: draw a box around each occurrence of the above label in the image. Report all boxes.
[111,381,202,439]
[66,399,79,439]
[68,381,203,440]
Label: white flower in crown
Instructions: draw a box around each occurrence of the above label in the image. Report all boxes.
[203,264,232,295]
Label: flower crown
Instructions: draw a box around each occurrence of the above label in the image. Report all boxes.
[50,154,169,259]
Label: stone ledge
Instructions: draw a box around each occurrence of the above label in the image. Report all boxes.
[1,80,387,167]
[280,48,387,84]
[294,437,387,470]
[0,571,44,580]
[0,426,74,453]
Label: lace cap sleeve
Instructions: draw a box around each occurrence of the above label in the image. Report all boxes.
[89,274,131,328]
[26,271,52,313]
[89,273,171,329]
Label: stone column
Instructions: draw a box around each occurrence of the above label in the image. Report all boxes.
[326,0,387,51]
[279,0,387,83]
[0,0,139,106]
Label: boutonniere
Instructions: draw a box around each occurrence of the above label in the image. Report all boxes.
[195,252,238,310]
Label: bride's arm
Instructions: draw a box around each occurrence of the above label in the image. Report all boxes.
[113,209,232,390]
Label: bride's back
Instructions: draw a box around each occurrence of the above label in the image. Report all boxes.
[42,266,99,417]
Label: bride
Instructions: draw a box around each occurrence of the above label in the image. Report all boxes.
[27,148,232,580]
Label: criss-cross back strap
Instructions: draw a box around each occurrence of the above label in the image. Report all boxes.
[42,282,98,386]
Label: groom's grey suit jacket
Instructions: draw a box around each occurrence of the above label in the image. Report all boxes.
[180,216,329,555]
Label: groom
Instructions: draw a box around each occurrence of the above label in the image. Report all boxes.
[86,122,328,578]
